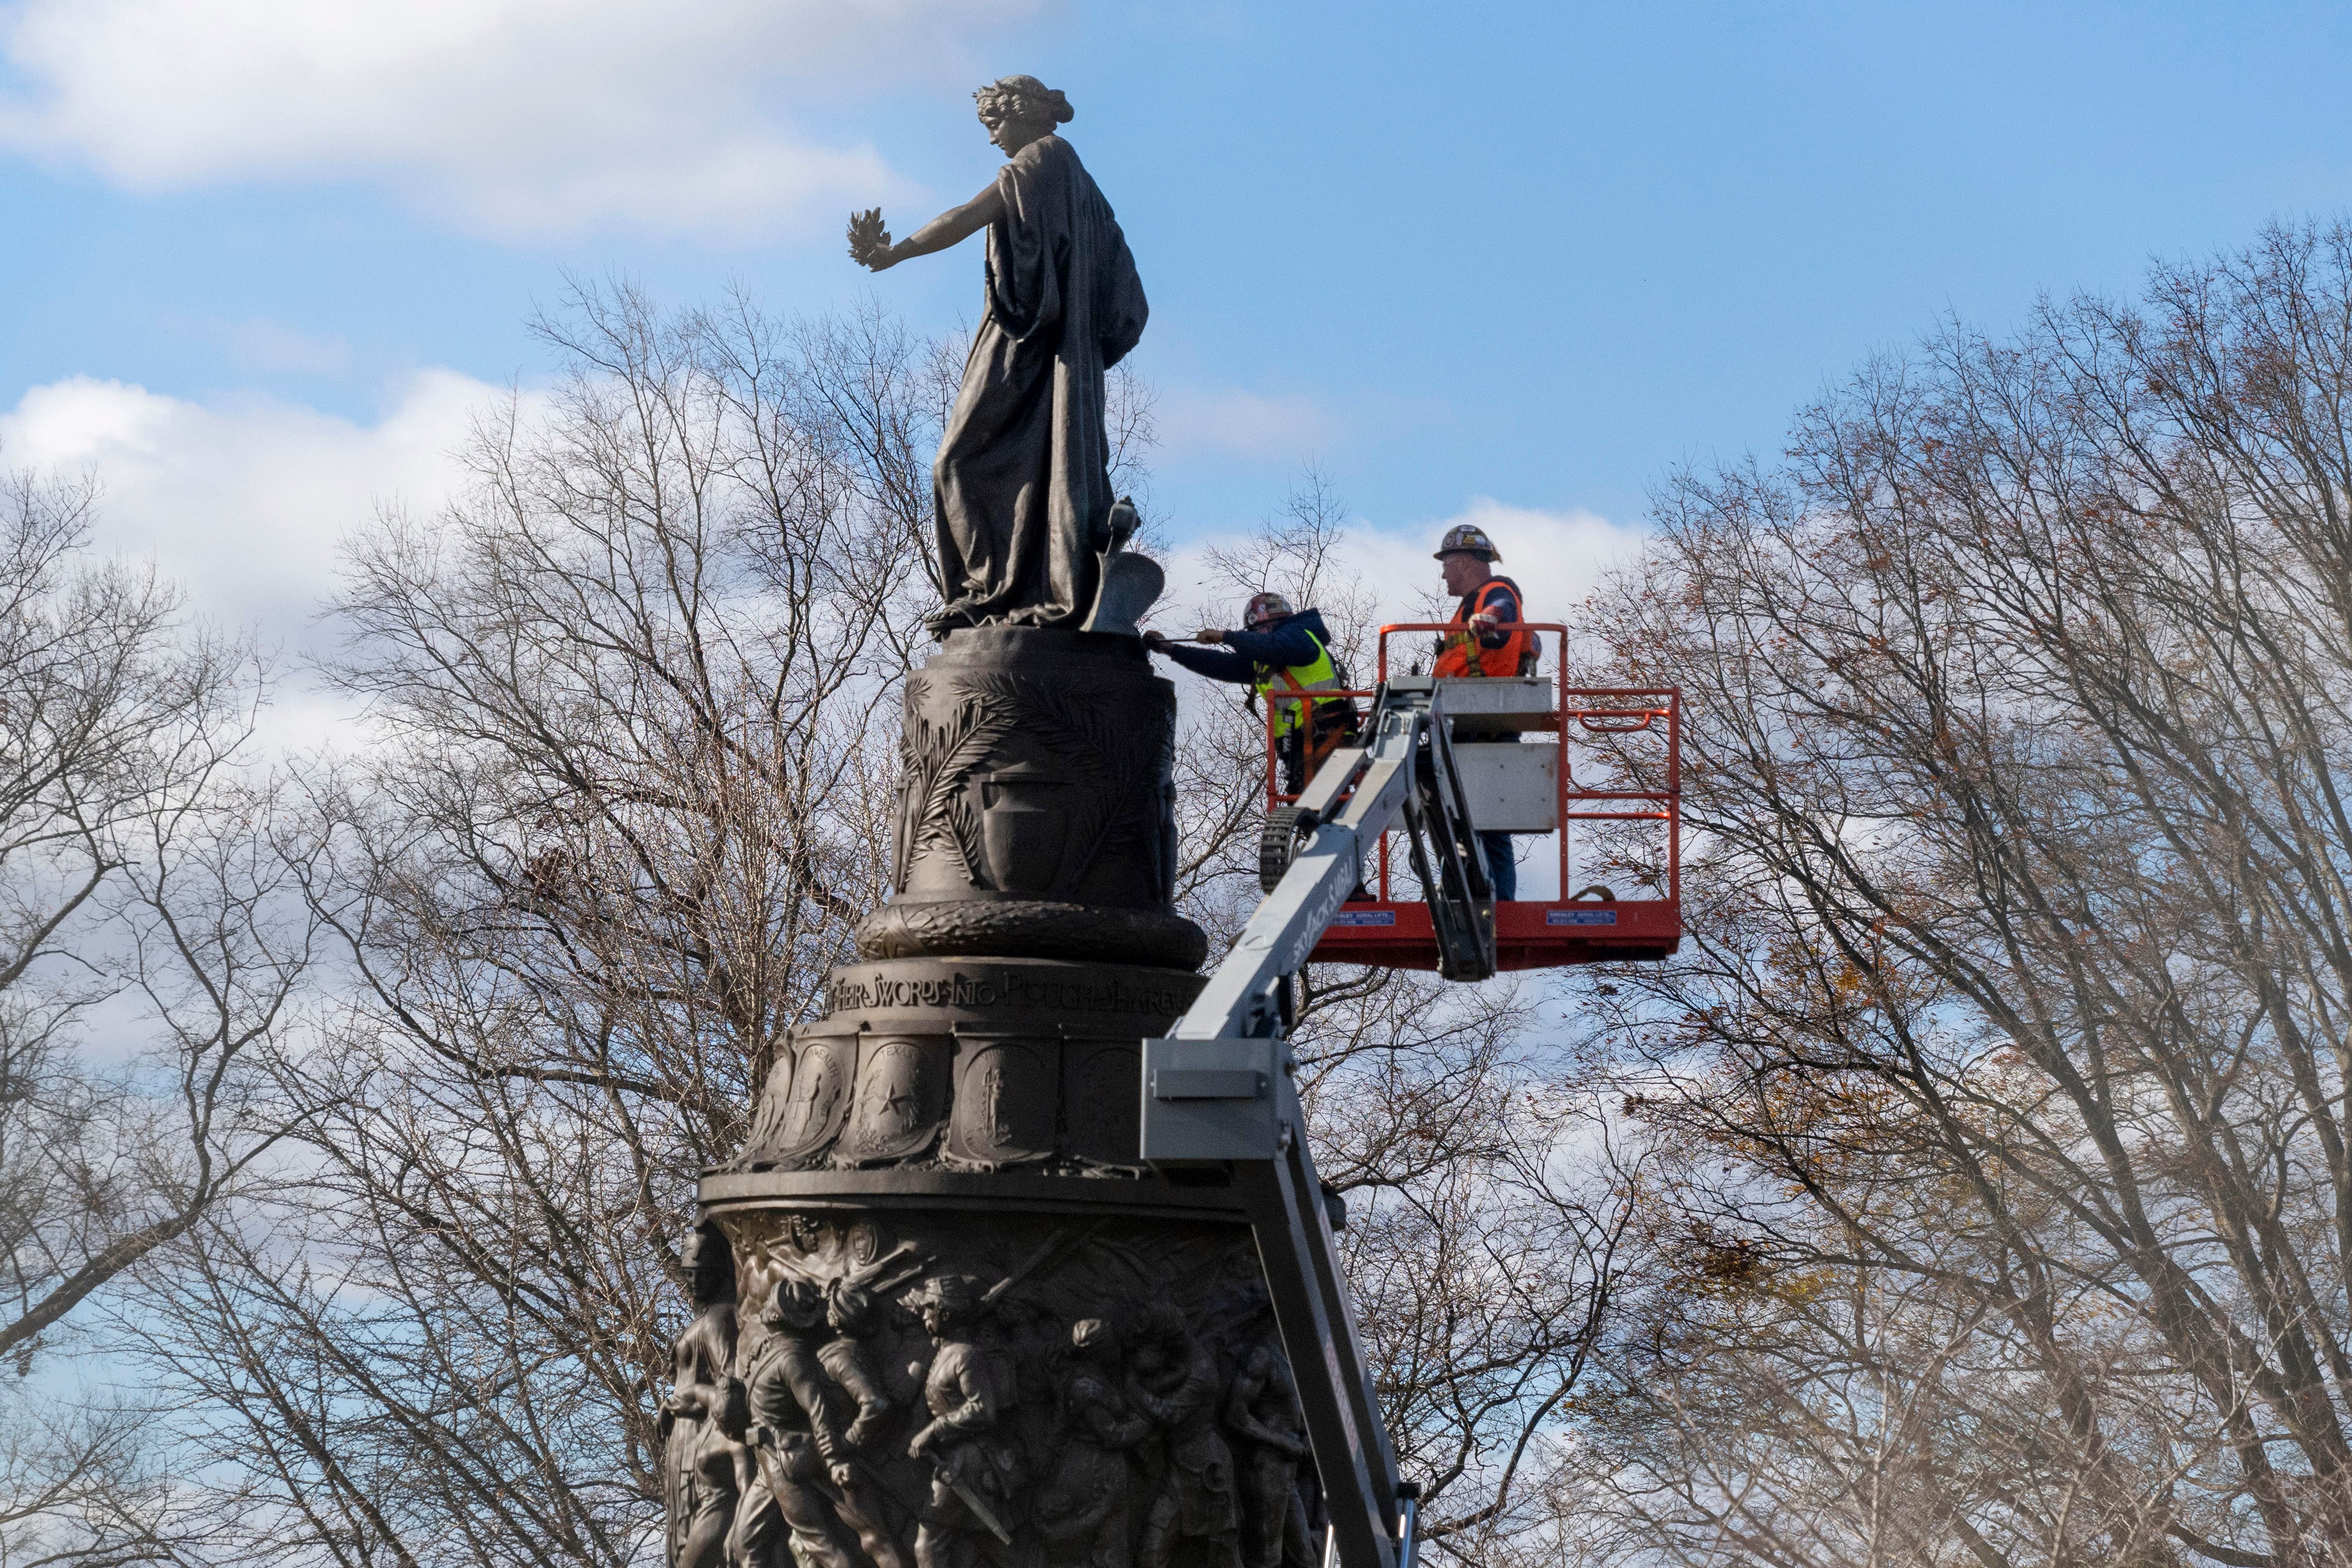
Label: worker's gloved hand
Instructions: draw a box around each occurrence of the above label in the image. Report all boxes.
[1194,629,1226,645]
[1143,629,1169,650]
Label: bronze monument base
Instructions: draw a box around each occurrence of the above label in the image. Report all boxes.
[695,1181,1307,1568]
[667,627,1318,1568]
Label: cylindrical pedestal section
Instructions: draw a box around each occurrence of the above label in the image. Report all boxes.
[669,629,1316,1568]
[855,628,1208,972]
[735,956,1201,1176]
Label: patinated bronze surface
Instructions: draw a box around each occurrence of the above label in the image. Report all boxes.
[733,954,1198,1176]
[853,628,1204,972]
[681,1208,1305,1568]
[677,623,1312,1568]
[850,75,1147,635]
[661,75,1310,1568]
[660,1228,741,1568]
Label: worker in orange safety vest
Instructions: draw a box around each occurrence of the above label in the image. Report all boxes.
[1431,523,1538,899]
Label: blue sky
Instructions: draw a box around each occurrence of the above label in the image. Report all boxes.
[3,0,2348,651]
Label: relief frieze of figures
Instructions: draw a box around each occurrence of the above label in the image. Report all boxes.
[662,1217,1319,1568]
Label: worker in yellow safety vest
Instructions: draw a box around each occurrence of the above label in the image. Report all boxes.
[1431,522,1538,899]
[1146,592,1361,793]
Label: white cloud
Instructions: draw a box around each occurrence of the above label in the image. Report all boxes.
[1156,385,1343,463]
[0,0,1037,237]
[1,371,485,638]
[1161,496,1649,635]
[0,370,492,748]
[1348,498,1650,629]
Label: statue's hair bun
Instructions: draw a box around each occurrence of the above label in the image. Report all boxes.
[975,74,1074,125]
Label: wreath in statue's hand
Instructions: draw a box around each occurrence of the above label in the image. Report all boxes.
[848,209,894,269]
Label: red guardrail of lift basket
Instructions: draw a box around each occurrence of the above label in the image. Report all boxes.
[1259,623,1680,907]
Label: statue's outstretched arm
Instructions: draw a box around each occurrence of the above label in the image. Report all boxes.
[853,181,1006,272]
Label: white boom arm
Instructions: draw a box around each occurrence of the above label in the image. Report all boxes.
[1141,677,1492,1568]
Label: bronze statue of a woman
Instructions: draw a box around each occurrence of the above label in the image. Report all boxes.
[851,75,1148,634]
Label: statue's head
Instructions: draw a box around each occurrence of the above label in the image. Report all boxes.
[827,1280,878,1337]
[974,75,1072,154]
[1137,1299,1190,1348]
[682,1224,736,1311]
[912,1273,979,1335]
[764,1276,827,1332]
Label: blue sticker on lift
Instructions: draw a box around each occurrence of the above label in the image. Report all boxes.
[1331,910,1398,926]
[1547,908,1618,925]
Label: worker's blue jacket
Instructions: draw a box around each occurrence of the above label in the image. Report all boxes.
[1160,609,1339,690]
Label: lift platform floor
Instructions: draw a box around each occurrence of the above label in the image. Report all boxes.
[1313,897,1681,970]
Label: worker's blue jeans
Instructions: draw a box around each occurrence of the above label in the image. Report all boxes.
[1480,832,1518,902]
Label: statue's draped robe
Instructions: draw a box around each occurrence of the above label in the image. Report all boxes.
[933,135,1147,629]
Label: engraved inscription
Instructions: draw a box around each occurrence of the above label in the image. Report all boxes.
[825,967,1191,1020]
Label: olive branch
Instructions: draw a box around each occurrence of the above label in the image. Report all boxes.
[847,209,893,267]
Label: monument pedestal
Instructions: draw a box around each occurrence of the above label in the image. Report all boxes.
[676,630,1316,1568]
[851,625,1207,972]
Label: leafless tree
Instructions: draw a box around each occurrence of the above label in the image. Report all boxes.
[77,286,1618,1566]
[104,283,953,1566]
[1576,221,2352,1568]
[85,217,2352,1568]
[0,470,313,1564]
[1315,993,1639,1565]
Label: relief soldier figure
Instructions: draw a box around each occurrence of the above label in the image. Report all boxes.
[734,1279,860,1568]
[821,1280,900,1453]
[660,1227,743,1568]
[804,1278,916,1568]
[906,1275,1021,1568]
[1218,1290,1316,1568]
[1037,1318,1152,1568]
[664,1205,1336,1568]
[1127,1302,1242,1568]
